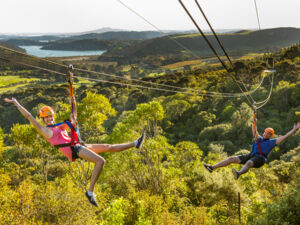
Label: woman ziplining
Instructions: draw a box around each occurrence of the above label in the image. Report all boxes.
[3,65,145,207]
[203,105,300,180]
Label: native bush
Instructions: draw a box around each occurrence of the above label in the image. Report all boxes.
[108,100,164,143]
[250,172,300,225]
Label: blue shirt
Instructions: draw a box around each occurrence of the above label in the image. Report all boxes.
[250,136,277,158]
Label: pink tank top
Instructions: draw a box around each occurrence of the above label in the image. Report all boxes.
[47,126,75,161]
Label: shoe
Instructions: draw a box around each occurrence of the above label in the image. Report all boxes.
[85,191,99,207]
[232,168,240,180]
[136,132,146,149]
[203,163,213,173]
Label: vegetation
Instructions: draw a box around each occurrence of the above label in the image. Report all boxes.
[0,41,299,224]
[42,39,137,51]
[99,28,300,65]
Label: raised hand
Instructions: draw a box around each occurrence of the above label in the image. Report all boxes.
[4,98,17,104]
[294,122,300,130]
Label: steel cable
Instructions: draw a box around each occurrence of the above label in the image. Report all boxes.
[0,44,265,97]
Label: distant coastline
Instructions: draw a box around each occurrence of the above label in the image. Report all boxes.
[20,45,106,58]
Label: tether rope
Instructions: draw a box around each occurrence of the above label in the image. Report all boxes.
[255,72,274,109]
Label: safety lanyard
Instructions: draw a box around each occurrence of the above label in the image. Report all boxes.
[256,139,263,156]
[253,106,263,157]
[47,65,82,146]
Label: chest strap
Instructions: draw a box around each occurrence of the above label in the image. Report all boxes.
[256,139,267,158]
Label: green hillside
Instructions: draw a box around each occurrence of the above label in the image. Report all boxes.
[42,39,138,51]
[0,43,299,224]
[5,39,45,46]
[0,41,26,52]
[69,31,166,40]
[100,27,300,63]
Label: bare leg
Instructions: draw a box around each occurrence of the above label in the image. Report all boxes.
[77,146,105,192]
[238,160,254,175]
[85,142,135,154]
[212,156,241,170]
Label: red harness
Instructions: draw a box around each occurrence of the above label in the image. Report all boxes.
[256,139,263,157]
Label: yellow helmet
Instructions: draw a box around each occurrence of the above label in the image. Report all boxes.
[39,106,54,118]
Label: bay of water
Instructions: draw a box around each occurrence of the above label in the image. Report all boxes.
[19,46,106,58]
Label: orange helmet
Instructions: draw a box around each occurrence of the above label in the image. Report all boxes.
[264,127,275,137]
[39,106,54,118]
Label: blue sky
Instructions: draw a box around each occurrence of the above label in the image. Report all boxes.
[1,0,299,33]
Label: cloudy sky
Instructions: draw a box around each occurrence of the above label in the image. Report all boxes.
[1,0,299,34]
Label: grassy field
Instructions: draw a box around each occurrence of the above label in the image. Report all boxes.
[237,53,265,60]
[173,30,252,39]
[0,75,42,93]
[73,77,95,88]
[162,59,205,69]
[0,75,40,86]
[0,70,94,93]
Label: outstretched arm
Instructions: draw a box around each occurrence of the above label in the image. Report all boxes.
[4,98,53,139]
[276,123,300,145]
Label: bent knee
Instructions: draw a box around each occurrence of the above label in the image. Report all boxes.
[96,156,106,166]
[246,160,254,167]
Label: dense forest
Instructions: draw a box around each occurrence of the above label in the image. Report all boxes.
[0,43,299,224]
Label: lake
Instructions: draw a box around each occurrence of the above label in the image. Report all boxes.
[19,46,106,58]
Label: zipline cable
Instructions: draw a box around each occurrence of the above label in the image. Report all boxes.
[0,44,265,97]
[194,0,233,68]
[0,55,265,98]
[180,0,274,106]
[116,0,246,86]
[255,72,274,109]
[178,0,229,72]
[193,0,257,104]
[178,0,255,105]
[254,0,261,30]
[75,67,263,97]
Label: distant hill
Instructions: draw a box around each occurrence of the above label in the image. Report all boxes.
[39,31,167,51]
[0,41,26,52]
[0,35,63,42]
[0,31,167,50]
[99,27,300,61]
[67,31,166,41]
[79,27,124,34]
[0,30,165,42]
[42,39,137,51]
[5,39,45,46]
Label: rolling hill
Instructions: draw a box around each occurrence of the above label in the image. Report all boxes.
[99,27,300,62]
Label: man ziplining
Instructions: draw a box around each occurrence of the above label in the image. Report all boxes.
[203,106,300,180]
